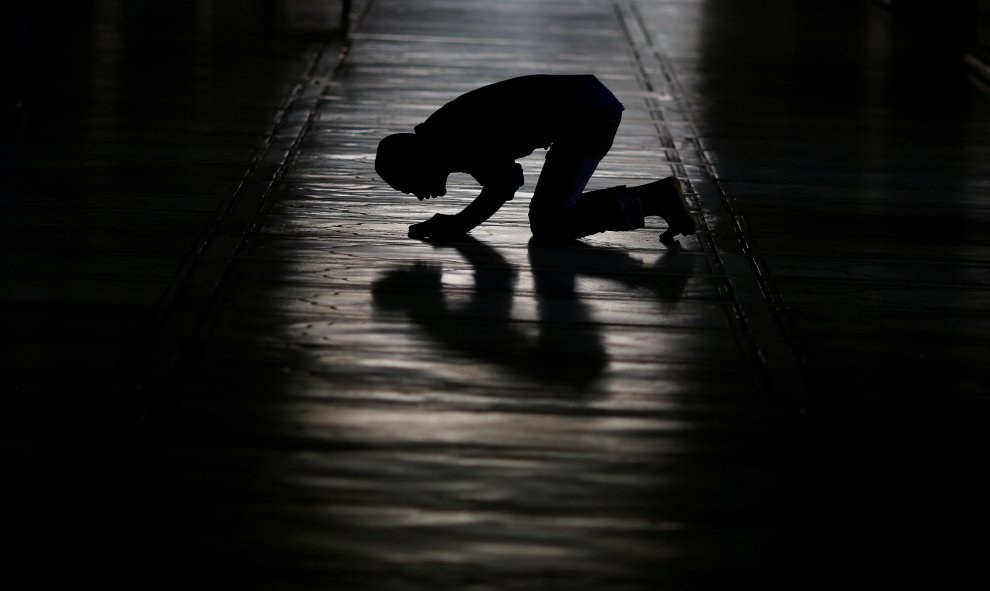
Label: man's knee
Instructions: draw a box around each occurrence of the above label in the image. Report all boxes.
[528,210,552,238]
[528,209,570,240]
[530,211,588,241]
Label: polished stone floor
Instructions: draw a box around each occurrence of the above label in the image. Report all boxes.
[3,0,989,588]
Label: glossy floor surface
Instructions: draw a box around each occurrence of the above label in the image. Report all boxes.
[3,0,989,588]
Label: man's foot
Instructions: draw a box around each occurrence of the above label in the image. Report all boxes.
[645,177,697,245]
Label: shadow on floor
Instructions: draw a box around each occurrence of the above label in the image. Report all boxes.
[372,236,697,389]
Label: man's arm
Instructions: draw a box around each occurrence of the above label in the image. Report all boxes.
[408,164,523,240]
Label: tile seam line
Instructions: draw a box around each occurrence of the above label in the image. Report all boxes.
[126,48,330,341]
[622,1,814,404]
[156,0,377,355]
[126,25,360,434]
[612,1,779,402]
[145,0,370,320]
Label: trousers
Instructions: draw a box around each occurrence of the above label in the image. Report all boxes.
[528,109,645,240]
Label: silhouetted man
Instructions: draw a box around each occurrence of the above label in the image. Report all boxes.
[375,74,696,243]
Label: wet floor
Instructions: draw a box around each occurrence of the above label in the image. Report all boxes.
[3,0,989,588]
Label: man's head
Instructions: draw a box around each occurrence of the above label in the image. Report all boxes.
[375,133,448,200]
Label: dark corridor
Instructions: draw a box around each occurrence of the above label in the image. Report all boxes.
[3,0,989,588]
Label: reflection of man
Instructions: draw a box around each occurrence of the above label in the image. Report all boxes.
[373,236,696,388]
[371,238,609,387]
[375,75,696,244]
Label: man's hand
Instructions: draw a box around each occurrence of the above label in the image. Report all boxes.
[408,213,467,240]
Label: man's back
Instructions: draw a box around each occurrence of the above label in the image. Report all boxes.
[414,75,624,167]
